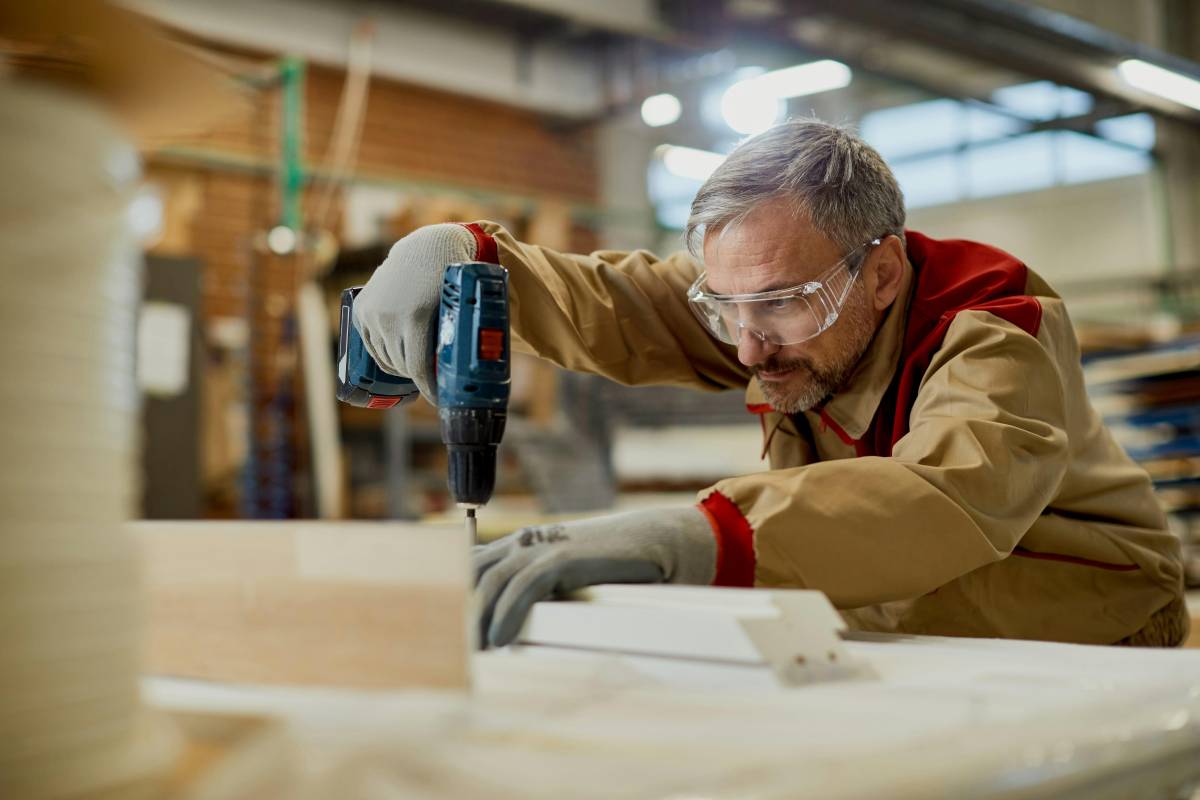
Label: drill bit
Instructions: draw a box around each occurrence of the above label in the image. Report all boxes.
[465,507,477,545]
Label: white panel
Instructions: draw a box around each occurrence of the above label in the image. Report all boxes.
[907,173,1168,285]
[518,584,869,686]
[137,301,191,396]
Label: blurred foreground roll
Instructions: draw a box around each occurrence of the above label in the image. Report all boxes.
[0,81,180,798]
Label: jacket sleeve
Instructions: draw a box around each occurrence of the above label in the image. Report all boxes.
[475,220,749,391]
[699,310,1071,608]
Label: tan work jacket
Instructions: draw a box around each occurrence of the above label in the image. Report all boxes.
[474,221,1188,646]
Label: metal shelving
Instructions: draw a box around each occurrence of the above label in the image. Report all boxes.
[1086,335,1200,588]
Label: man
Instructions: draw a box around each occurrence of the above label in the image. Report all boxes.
[354,120,1188,650]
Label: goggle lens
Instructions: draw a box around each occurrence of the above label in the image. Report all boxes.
[686,238,879,346]
[707,293,828,346]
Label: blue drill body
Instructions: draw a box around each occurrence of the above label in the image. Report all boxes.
[336,262,510,507]
[435,263,510,412]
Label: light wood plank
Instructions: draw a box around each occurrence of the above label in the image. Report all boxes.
[137,521,470,689]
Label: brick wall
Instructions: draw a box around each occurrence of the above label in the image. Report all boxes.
[148,59,600,321]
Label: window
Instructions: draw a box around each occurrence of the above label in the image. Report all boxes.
[966,132,1056,198]
[859,99,965,161]
[1096,113,1156,150]
[645,84,1158,228]
[859,82,1156,209]
[890,155,960,208]
[1059,130,1153,184]
[991,80,1093,121]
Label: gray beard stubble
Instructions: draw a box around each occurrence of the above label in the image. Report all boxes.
[754,293,876,414]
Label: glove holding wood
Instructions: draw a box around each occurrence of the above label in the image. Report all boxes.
[472,506,718,648]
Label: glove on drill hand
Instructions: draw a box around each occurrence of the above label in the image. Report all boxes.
[351,223,478,401]
[473,506,717,649]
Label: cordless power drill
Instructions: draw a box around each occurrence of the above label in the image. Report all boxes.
[336,262,510,540]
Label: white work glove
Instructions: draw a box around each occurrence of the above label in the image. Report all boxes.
[351,223,478,400]
[473,507,717,649]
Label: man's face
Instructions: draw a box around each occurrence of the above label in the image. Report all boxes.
[702,200,880,413]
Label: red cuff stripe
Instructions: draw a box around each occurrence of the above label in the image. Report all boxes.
[459,222,499,264]
[698,491,756,587]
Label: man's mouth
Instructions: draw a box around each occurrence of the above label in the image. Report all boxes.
[756,365,801,381]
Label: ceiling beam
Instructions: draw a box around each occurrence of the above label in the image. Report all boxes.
[788,0,1200,126]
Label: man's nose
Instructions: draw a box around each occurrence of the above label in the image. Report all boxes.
[736,329,781,367]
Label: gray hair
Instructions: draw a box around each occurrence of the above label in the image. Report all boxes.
[686,119,906,261]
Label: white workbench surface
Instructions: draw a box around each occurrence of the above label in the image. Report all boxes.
[147,634,1200,800]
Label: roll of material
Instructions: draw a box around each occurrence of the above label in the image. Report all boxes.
[0,82,180,798]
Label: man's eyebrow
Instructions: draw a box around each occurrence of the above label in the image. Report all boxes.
[706,275,810,295]
[752,278,808,293]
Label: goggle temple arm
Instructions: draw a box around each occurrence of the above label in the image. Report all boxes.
[811,263,856,327]
[814,239,879,318]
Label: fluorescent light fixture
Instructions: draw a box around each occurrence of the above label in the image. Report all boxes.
[750,59,852,100]
[658,145,725,181]
[720,59,852,134]
[641,93,682,127]
[1118,58,1200,112]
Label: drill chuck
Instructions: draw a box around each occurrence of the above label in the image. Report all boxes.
[440,406,507,506]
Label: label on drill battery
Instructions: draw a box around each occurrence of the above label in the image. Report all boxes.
[439,309,456,349]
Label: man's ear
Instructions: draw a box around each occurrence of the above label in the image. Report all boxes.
[868,235,906,312]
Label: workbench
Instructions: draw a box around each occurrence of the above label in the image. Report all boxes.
[147,632,1200,799]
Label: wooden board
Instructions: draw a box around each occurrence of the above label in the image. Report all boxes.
[162,710,289,800]
[137,521,470,689]
[297,282,343,519]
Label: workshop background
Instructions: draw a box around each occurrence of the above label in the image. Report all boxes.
[28,0,1199,612]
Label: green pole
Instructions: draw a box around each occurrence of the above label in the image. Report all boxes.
[279,56,305,231]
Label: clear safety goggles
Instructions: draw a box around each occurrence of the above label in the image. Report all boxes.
[687,239,880,346]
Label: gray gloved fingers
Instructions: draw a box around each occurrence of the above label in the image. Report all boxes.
[352,315,400,379]
[354,304,436,398]
[485,554,568,649]
[474,551,527,649]
[403,311,439,402]
[487,557,664,648]
[472,538,511,587]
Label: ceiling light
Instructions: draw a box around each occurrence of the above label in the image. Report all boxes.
[641,93,683,127]
[643,92,681,127]
[266,225,298,255]
[658,145,725,181]
[719,59,852,135]
[753,59,852,99]
[720,80,785,135]
[1118,58,1200,112]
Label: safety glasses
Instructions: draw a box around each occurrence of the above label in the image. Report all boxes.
[687,239,880,346]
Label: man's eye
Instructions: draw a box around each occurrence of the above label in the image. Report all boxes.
[764,298,791,312]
